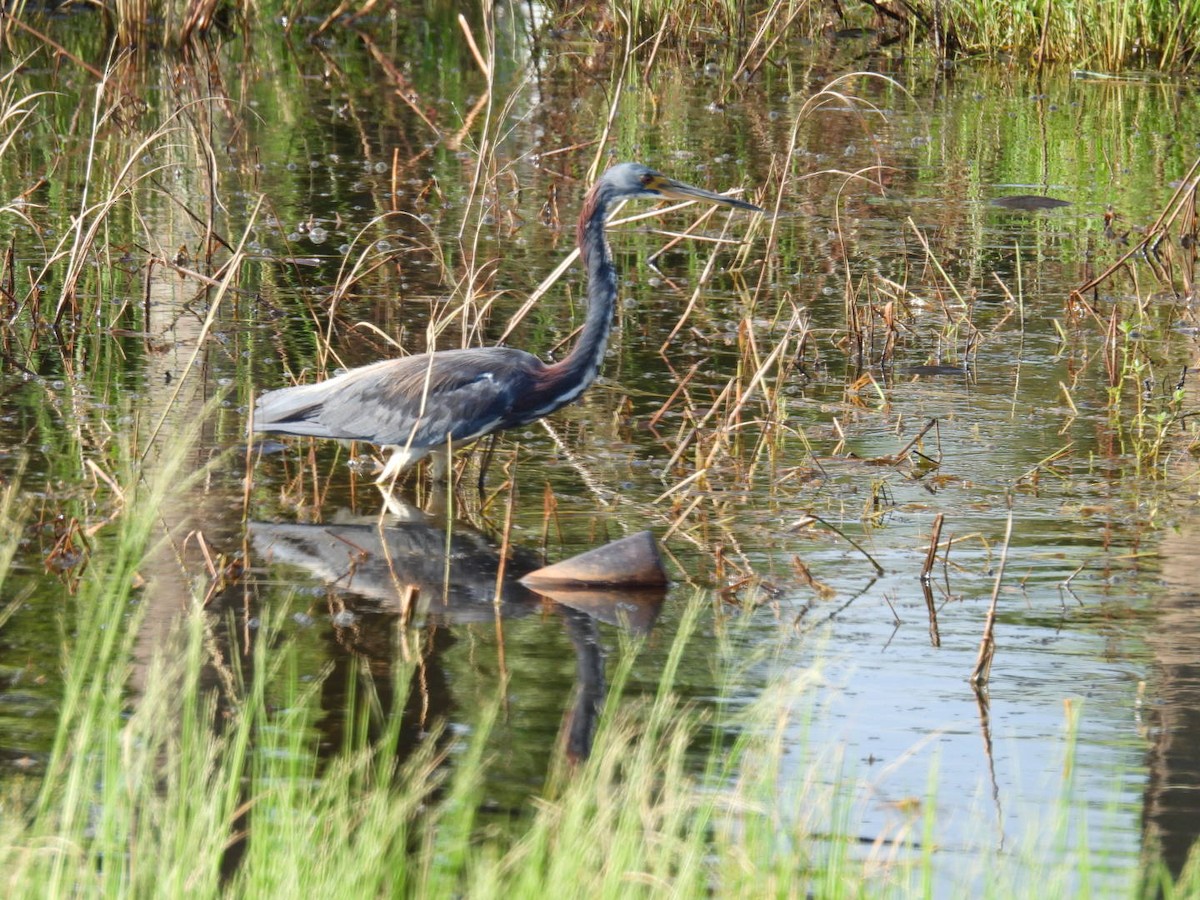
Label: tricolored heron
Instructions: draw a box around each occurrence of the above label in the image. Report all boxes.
[253,162,761,487]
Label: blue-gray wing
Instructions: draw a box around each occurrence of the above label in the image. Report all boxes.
[254,348,544,449]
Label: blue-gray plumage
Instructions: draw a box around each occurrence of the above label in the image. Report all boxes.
[253,162,761,484]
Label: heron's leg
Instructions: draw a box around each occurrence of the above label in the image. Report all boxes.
[422,481,448,519]
[476,434,498,496]
[427,447,451,483]
[373,446,415,518]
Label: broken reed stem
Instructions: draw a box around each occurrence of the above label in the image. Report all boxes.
[970,510,1013,688]
[896,417,938,464]
[921,513,944,582]
[457,13,491,80]
[660,307,806,482]
[539,481,560,554]
[1104,305,1120,388]
[492,449,518,606]
[4,15,107,80]
[586,5,633,183]
[810,514,885,577]
[702,320,796,455]
[906,215,968,309]
[661,376,736,475]
[659,217,735,354]
[730,0,809,85]
[645,205,728,261]
[921,580,940,647]
[660,493,705,544]
[647,360,704,428]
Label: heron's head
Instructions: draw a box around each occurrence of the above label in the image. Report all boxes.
[601,162,761,212]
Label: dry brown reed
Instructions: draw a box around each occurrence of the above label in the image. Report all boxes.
[920,512,944,583]
[970,509,1013,688]
[106,0,233,49]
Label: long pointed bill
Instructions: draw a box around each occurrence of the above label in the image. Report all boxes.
[654,177,763,212]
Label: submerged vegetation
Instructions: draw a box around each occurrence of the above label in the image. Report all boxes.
[2,0,1200,896]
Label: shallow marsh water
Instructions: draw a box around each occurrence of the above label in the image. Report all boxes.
[2,8,1200,892]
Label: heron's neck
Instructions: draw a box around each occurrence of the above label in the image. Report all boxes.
[538,181,621,408]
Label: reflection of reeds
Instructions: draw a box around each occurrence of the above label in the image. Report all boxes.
[109,0,231,48]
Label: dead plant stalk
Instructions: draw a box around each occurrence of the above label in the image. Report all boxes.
[970,510,1013,688]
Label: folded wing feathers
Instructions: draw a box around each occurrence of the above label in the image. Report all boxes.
[254,350,542,449]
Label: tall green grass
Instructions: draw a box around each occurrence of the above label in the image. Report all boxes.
[556,0,1200,71]
[7,1,1199,69]
[904,0,1200,69]
[0,465,28,634]
[3,426,1196,900]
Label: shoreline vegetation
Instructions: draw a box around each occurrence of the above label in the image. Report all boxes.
[2,1,1200,896]
[3,1,1199,71]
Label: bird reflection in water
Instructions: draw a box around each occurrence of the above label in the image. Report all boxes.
[249,511,665,762]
